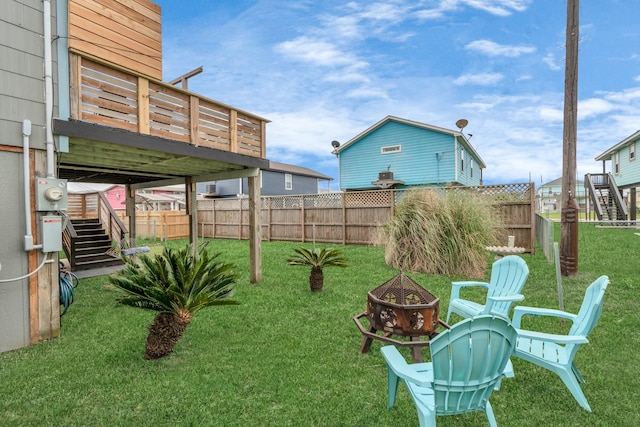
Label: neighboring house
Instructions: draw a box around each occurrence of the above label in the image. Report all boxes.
[67,183,185,211]
[536,178,586,213]
[197,161,332,197]
[0,0,268,353]
[332,116,486,191]
[595,130,640,217]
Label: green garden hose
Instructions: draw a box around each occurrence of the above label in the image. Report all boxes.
[59,262,79,316]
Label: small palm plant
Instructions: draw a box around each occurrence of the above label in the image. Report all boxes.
[107,244,239,360]
[287,247,348,291]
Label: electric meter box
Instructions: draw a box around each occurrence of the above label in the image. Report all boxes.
[35,178,68,211]
[41,215,63,253]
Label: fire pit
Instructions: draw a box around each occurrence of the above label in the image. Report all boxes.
[353,273,448,362]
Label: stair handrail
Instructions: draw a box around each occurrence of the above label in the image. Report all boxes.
[584,174,604,220]
[97,192,128,248]
[62,215,79,269]
[606,172,628,220]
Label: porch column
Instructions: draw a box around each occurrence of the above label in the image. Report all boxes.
[248,174,262,283]
[125,184,136,247]
[630,187,637,221]
[186,177,198,250]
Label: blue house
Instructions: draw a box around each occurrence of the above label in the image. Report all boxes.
[197,161,332,197]
[333,116,486,191]
[594,130,639,219]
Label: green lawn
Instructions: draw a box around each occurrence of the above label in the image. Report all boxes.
[0,224,638,426]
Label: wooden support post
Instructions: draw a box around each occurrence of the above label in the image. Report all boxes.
[69,53,81,119]
[186,177,198,250]
[560,0,579,276]
[126,185,136,248]
[248,174,262,283]
[230,110,238,153]
[190,95,199,146]
[138,77,150,134]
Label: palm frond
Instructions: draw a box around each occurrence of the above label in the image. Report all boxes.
[108,243,239,316]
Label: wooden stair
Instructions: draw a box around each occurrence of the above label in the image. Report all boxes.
[68,218,124,271]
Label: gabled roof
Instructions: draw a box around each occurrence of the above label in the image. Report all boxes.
[333,115,486,168]
[540,177,583,187]
[267,161,332,181]
[595,129,640,161]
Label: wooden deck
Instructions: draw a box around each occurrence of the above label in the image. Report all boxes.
[69,52,267,159]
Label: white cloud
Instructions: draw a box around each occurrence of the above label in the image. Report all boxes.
[543,53,562,71]
[578,98,615,119]
[453,72,504,85]
[274,37,356,67]
[415,0,533,19]
[538,107,563,122]
[465,39,536,57]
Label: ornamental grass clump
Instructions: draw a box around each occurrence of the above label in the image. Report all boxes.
[376,188,503,278]
[107,243,239,360]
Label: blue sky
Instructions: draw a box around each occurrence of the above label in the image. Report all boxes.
[155,0,640,188]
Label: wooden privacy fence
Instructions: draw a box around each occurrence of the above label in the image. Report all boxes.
[71,184,535,251]
[116,211,190,241]
[197,184,536,252]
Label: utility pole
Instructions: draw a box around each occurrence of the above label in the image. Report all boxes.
[560,0,579,276]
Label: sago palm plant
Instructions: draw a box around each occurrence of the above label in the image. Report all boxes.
[108,244,239,360]
[287,247,348,291]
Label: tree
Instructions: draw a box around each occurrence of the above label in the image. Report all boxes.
[108,244,239,359]
[287,247,348,291]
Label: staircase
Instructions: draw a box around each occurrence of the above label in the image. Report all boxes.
[584,173,628,222]
[64,218,124,271]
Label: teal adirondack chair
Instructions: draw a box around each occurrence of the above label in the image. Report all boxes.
[380,315,518,427]
[446,255,529,323]
[511,275,608,412]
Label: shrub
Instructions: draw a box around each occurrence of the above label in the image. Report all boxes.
[375,188,503,277]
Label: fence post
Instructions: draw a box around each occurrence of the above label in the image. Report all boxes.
[300,195,305,243]
[341,192,346,244]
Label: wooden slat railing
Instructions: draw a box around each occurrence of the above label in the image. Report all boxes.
[69,51,267,158]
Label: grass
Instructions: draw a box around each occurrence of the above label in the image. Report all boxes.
[1,224,638,426]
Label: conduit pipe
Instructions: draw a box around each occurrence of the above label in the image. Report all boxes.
[43,0,55,178]
[22,120,42,252]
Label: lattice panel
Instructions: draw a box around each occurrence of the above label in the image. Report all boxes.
[304,193,343,208]
[345,190,393,207]
[268,196,304,209]
[468,182,533,201]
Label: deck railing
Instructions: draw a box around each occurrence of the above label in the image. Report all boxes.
[69,51,267,158]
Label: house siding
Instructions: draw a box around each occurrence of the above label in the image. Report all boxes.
[198,171,321,197]
[0,0,60,352]
[0,0,55,150]
[615,144,640,187]
[339,121,480,190]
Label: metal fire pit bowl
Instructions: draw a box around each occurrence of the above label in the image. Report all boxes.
[366,273,439,337]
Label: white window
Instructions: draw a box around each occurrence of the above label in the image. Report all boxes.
[285,173,293,190]
[470,159,474,178]
[381,145,401,154]
[630,143,636,161]
[460,147,465,172]
[614,152,620,175]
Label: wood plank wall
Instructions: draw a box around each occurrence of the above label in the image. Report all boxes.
[69,0,162,80]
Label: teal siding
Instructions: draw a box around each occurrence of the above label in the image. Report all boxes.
[339,121,482,190]
[615,143,640,187]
